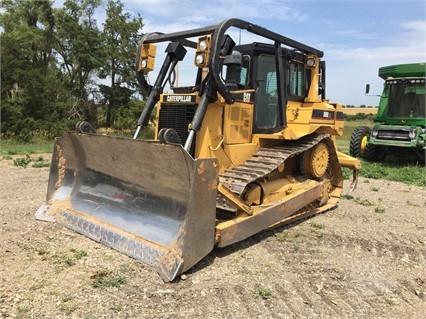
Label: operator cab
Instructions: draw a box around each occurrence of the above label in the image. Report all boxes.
[386,80,426,119]
[222,43,312,133]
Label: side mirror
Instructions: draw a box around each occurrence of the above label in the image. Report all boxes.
[365,84,370,95]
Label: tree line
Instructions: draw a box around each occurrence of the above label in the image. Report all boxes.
[1,0,144,140]
[343,105,378,108]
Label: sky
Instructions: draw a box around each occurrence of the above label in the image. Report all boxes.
[66,0,426,106]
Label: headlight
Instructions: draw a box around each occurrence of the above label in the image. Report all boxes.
[306,57,316,67]
[199,40,207,51]
[194,35,211,68]
[195,53,205,65]
[372,129,379,138]
[409,129,416,139]
[138,43,156,72]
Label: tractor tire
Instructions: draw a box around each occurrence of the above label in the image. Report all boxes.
[349,126,371,158]
[364,144,385,162]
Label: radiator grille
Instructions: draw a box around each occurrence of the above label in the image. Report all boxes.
[376,129,411,141]
[158,104,196,146]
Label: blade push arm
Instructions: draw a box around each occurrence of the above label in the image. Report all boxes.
[134,41,186,139]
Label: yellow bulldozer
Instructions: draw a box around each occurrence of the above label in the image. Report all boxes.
[36,19,360,282]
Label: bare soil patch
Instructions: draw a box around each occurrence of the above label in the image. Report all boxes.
[0,156,424,318]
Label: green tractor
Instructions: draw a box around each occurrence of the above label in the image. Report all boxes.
[350,62,426,163]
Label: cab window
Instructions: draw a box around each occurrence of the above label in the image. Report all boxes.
[255,55,278,130]
[288,60,305,97]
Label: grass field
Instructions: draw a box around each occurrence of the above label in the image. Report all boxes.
[0,136,53,155]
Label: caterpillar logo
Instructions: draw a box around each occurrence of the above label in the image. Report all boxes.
[163,95,196,103]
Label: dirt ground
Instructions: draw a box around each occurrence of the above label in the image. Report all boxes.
[0,154,425,319]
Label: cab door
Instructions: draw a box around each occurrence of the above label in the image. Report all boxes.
[253,53,287,133]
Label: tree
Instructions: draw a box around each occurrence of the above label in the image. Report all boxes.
[54,0,104,123]
[99,0,143,127]
[1,0,146,137]
[0,0,72,138]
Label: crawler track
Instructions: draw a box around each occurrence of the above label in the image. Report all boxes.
[217,133,343,213]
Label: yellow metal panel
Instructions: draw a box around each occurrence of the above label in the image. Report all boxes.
[195,102,233,173]
[223,101,253,144]
[223,143,258,168]
[285,100,345,139]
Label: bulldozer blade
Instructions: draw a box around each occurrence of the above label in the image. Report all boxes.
[36,132,218,282]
